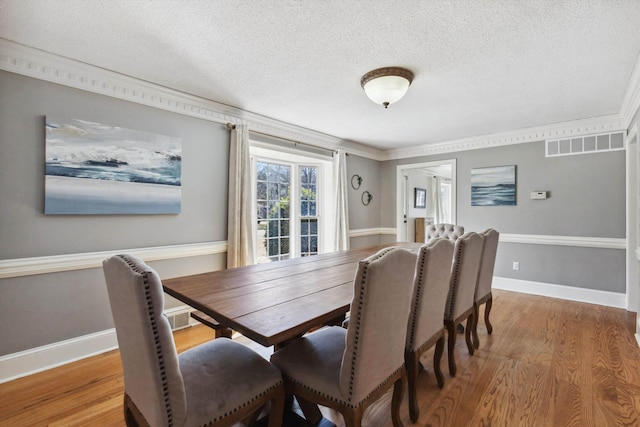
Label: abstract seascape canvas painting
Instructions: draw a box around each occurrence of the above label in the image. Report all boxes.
[45,117,182,214]
[471,165,516,206]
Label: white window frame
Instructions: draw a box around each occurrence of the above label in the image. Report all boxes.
[250,143,334,260]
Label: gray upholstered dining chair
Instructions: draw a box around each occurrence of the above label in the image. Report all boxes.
[405,238,455,422]
[103,254,285,427]
[472,228,500,349]
[443,231,484,377]
[426,223,465,241]
[271,246,418,427]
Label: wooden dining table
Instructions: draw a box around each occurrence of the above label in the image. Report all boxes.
[162,242,421,348]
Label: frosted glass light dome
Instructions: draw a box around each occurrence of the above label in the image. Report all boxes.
[361,67,414,108]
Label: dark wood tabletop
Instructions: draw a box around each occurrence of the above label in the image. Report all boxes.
[163,242,420,347]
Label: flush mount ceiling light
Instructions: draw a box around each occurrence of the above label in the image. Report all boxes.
[360,67,414,108]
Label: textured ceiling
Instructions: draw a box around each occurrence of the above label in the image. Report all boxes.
[1,0,640,150]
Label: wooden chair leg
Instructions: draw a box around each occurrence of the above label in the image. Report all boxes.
[267,385,285,427]
[472,302,480,349]
[344,408,363,427]
[485,295,493,334]
[433,335,445,388]
[123,395,136,427]
[123,393,146,427]
[446,321,457,377]
[405,350,420,422]
[391,374,405,427]
[465,314,474,356]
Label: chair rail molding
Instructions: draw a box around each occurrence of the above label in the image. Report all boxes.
[500,233,625,249]
[0,241,227,279]
[348,227,397,238]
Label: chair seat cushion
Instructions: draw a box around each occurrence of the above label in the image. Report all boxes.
[271,326,348,406]
[179,338,282,427]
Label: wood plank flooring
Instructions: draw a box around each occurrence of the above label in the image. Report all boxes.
[1,289,638,426]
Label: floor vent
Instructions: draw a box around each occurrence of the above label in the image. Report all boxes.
[168,312,191,331]
[546,131,625,157]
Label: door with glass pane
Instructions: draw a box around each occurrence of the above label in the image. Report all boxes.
[256,161,290,262]
[300,166,318,256]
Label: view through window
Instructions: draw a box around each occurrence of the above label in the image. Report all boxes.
[255,159,320,262]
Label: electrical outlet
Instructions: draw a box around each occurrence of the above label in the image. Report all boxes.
[513,261,520,271]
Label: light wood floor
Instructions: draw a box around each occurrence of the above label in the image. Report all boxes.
[1,289,639,427]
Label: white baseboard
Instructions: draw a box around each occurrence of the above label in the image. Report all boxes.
[0,305,194,384]
[0,329,118,384]
[636,318,640,348]
[0,279,628,384]
[493,276,627,309]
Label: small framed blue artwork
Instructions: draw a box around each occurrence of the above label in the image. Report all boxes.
[471,165,516,206]
[45,117,182,214]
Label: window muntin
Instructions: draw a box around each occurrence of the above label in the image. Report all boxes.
[252,146,331,263]
[299,166,318,257]
[256,161,291,262]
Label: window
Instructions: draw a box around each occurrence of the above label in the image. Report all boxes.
[252,145,333,263]
[299,166,318,257]
[256,161,291,261]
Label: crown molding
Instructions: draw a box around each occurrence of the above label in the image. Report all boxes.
[383,115,627,160]
[0,38,383,161]
[2,38,636,162]
[620,52,640,128]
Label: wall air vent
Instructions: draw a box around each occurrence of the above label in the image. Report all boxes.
[546,131,625,157]
[168,312,191,331]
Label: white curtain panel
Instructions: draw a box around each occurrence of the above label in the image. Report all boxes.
[334,149,350,251]
[227,124,255,268]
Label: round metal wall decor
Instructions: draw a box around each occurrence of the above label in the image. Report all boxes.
[361,191,372,206]
[351,174,362,190]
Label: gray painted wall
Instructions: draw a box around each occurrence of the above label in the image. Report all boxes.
[347,154,381,230]
[381,139,626,293]
[0,71,232,355]
[0,71,384,356]
[0,68,629,357]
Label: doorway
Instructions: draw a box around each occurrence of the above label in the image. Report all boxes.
[396,159,457,242]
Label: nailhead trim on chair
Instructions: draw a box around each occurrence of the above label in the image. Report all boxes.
[283,367,403,409]
[117,255,174,427]
[117,255,284,427]
[199,381,283,426]
[406,242,430,350]
[445,238,465,322]
[346,246,396,403]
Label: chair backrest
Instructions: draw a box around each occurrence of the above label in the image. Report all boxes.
[340,247,417,404]
[475,228,500,302]
[445,232,484,321]
[426,223,464,241]
[103,254,187,426]
[406,238,455,352]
